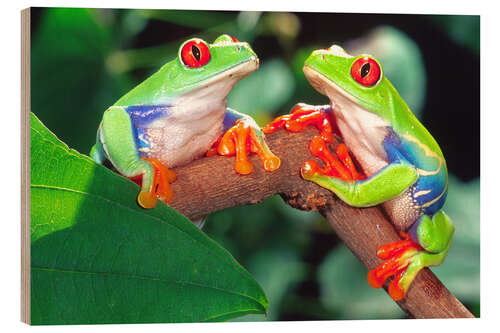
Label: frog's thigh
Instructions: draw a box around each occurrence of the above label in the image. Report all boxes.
[308,161,418,207]
[415,210,454,254]
[101,106,154,191]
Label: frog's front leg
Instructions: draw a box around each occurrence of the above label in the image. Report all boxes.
[367,211,454,300]
[302,156,419,207]
[95,106,176,209]
[216,108,281,175]
[263,103,337,143]
[263,103,362,181]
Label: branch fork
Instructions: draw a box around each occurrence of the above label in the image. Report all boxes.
[168,127,473,319]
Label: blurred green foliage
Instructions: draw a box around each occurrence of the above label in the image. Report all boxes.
[30,7,480,320]
[429,15,480,54]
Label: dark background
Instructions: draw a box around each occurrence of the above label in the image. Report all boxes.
[30,8,480,320]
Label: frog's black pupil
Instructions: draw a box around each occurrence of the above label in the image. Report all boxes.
[361,63,371,78]
[192,45,201,61]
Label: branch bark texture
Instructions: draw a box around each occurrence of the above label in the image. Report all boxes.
[168,127,474,319]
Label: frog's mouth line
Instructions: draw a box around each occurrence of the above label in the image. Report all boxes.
[303,65,361,108]
[191,56,259,91]
[302,65,354,141]
[171,57,259,119]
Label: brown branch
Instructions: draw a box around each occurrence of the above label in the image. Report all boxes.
[169,127,474,319]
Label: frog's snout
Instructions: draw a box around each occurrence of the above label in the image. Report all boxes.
[250,56,260,72]
[239,41,258,61]
[252,56,260,68]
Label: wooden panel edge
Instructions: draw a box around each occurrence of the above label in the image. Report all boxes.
[21,7,31,325]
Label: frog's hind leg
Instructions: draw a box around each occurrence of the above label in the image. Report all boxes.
[100,106,175,208]
[367,210,454,300]
[90,121,108,165]
[90,139,106,165]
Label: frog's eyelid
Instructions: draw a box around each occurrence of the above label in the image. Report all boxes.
[211,41,246,47]
[312,47,353,58]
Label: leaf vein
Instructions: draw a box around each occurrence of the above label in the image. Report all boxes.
[32,266,264,309]
[31,184,251,282]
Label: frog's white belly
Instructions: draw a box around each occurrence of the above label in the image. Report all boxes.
[333,103,421,230]
[140,111,225,168]
[333,102,389,176]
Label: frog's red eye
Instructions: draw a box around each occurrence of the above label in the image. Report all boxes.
[230,36,239,43]
[181,39,211,68]
[351,57,381,87]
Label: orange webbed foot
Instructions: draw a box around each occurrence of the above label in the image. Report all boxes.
[131,157,177,208]
[217,120,280,175]
[263,103,363,181]
[303,137,364,182]
[307,137,360,181]
[367,232,423,301]
[262,103,338,143]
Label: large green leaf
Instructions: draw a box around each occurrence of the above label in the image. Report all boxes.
[30,113,268,324]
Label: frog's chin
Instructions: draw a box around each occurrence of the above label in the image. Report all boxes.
[303,65,363,109]
[303,65,390,175]
[171,57,259,120]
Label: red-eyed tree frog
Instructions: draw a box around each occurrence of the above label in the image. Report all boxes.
[90,35,280,209]
[263,45,454,301]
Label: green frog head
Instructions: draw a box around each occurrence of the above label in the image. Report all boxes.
[115,34,259,107]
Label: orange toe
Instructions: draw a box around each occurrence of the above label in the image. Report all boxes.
[218,120,280,175]
[141,157,176,204]
[307,136,353,181]
[367,236,422,300]
[388,269,407,301]
[137,190,158,209]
